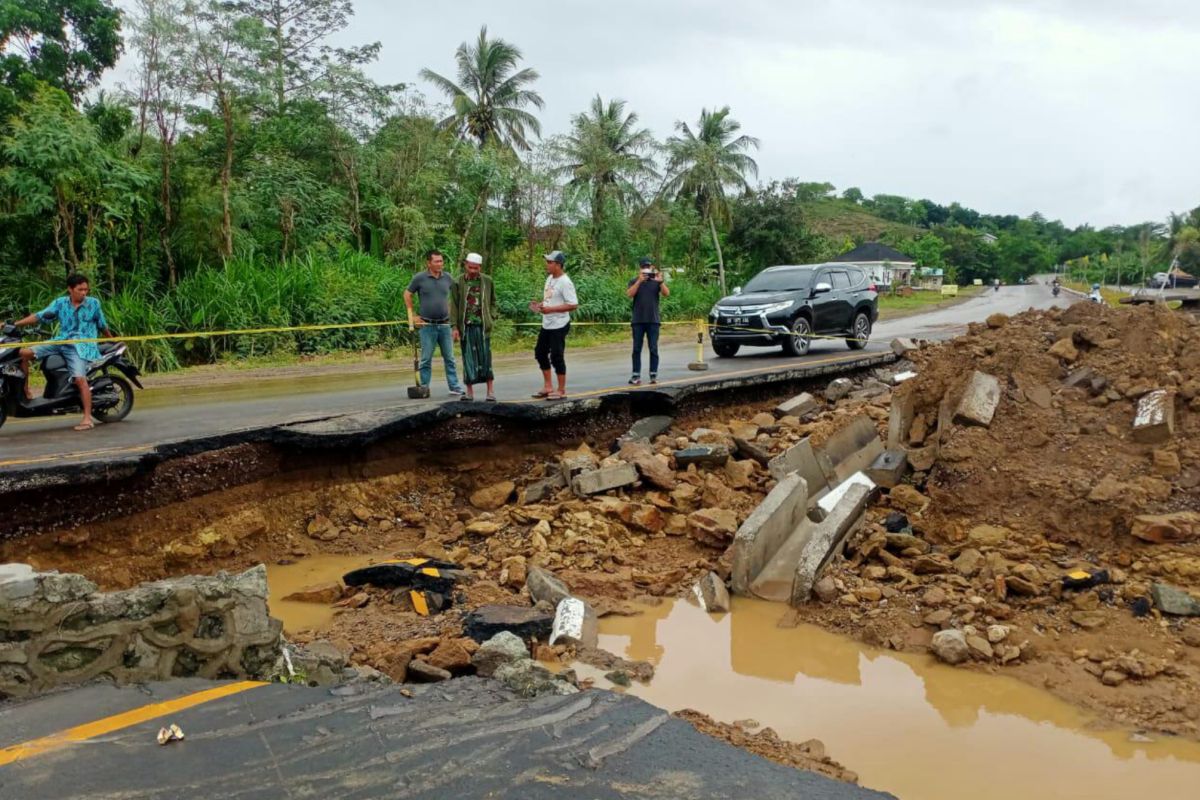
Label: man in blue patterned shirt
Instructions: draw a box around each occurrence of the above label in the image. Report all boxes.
[14,273,113,431]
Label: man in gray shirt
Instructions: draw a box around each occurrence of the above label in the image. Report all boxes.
[404,249,466,397]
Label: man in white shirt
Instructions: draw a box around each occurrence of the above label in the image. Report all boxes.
[530,251,578,399]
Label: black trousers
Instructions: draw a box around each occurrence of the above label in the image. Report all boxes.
[535,323,570,374]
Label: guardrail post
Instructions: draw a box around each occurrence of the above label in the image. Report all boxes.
[688,319,709,371]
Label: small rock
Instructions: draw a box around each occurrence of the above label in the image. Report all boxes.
[1152,450,1182,477]
[813,576,840,603]
[931,629,970,665]
[426,639,474,674]
[1150,583,1200,616]
[953,548,984,577]
[1048,337,1078,362]
[987,625,1010,644]
[605,670,632,687]
[407,661,452,683]
[470,481,515,511]
[471,632,529,677]
[825,378,854,402]
[1101,670,1127,687]
[965,635,994,660]
[1070,610,1108,630]
[687,508,739,547]
[466,520,502,536]
[693,571,731,613]
[526,567,571,608]
[283,582,343,604]
[968,525,1010,547]
[884,511,910,533]
[923,609,953,627]
[985,313,1008,329]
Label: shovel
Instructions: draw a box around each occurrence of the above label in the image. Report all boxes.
[406,328,431,399]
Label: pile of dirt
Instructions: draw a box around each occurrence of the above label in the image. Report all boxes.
[791,302,1200,737]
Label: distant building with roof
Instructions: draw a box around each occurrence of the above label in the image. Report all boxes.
[831,242,916,289]
[979,232,998,245]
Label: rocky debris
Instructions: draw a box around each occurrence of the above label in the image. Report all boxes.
[465,519,502,536]
[1150,583,1200,616]
[1152,449,1182,477]
[967,525,1009,547]
[619,441,677,490]
[693,571,731,613]
[688,508,739,548]
[605,669,632,687]
[526,567,571,608]
[575,646,655,682]
[1131,390,1175,443]
[1048,337,1078,361]
[985,313,1008,329]
[824,378,853,402]
[305,515,339,542]
[1130,512,1200,544]
[283,582,343,604]
[471,632,529,678]
[775,392,818,419]
[425,638,476,675]
[890,338,919,357]
[463,605,555,643]
[931,630,970,664]
[734,438,772,467]
[674,710,859,786]
[549,597,599,648]
[674,445,731,468]
[572,463,639,496]
[953,371,1001,427]
[521,473,566,505]
[493,658,579,698]
[470,481,515,511]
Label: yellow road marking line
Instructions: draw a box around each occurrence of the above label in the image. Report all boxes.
[0,444,152,468]
[0,680,266,767]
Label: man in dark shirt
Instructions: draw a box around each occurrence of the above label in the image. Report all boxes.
[626,257,670,385]
[404,249,466,397]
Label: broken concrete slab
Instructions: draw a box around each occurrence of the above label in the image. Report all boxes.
[817,415,885,484]
[730,473,809,596]
[548,597,599,648]
[1132,390,1175,443]
[774,391,818,419]
[953,371,1001,428]
[890,338,919,357]
[791,483,873,605]
[891,371,917,385]
[887,393,914,450]
[825,378,854,402]
[815,472,877,521]
[463,605,555,643]
[571,463,639,496]
[693,571,731,613]
[1063,366,1096,389]
[615,416,673,449]
[560,452,600,485]
[674,445,731,468]
[407,661,452,683]
[866,449,908,489]
[768,439,829,500]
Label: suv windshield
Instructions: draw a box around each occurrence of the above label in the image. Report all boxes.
[741,268,814,293]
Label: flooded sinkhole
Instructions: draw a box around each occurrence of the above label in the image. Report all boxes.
[263,551,1200,800]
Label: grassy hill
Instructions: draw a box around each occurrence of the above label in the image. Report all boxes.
[800,198,921,243]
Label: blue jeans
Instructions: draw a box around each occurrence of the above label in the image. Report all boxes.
[418,323,462,390]
[33,343,89,379]
[631,323,660,376]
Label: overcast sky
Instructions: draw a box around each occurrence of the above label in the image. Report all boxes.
[119,0,1200,228]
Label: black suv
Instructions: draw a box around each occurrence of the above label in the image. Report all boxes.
[708,264,878,357]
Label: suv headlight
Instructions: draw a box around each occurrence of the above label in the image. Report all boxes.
[760,300,795,315]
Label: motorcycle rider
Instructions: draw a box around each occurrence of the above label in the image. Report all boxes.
[1089,283,1103,304]
[13,273,112,431]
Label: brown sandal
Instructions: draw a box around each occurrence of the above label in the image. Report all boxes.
[531,390,551,399]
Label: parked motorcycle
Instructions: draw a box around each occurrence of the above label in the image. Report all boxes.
[1052,285,1061,297]
[0,319,142,431]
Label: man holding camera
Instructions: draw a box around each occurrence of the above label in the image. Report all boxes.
[626,257,669,385]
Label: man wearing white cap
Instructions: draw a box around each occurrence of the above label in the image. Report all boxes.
[451,252,499,401]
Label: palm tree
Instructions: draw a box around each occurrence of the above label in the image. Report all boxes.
[558,95,658,240]
[420,26,544,152]
[662,106,759,294]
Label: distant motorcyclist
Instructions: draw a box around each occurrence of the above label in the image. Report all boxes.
[1051,278,1061,297]
[13,273,112,432]
[1089,283,1103,304]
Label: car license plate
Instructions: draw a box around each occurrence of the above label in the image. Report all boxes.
[723,316,748,326]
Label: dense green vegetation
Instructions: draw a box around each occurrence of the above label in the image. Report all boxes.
[2,1,1197,370]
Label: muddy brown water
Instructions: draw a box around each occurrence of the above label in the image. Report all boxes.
[583,598,1200,800]
[265,557,1200,800]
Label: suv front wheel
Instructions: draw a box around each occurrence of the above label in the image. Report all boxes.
[846,311,871,350]
[712,341,740,358]
[782,316,812,357]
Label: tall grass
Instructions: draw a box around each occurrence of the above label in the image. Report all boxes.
[1,251,723,372]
